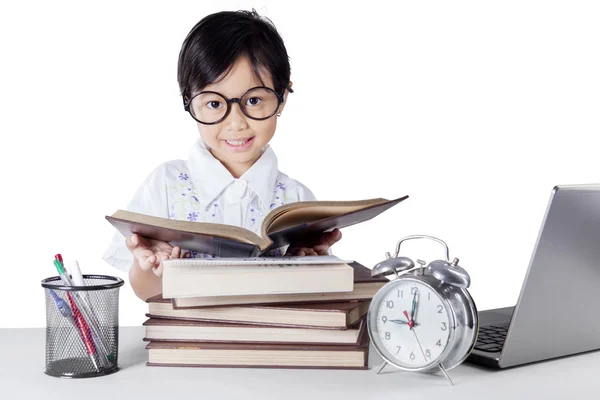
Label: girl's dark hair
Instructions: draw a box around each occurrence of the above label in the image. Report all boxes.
[177,10,293,100]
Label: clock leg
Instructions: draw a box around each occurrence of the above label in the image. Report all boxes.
[376,361,388,374]
[438,364,454,386]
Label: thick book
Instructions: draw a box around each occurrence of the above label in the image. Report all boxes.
[145,327,369,369]
[147,295,370,329]
[142,318,366,345]
[106,196,407,257]
[172,262,388,308]
[161,257,354,298]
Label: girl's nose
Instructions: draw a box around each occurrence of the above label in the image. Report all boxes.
[225,103,249,131]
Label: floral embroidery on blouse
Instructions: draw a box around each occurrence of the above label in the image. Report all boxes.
[249,200,258,227]
[270,180,288,209]
[168,172,203,222]
[167,171,222,259]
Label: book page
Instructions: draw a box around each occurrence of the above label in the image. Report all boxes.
[162,255,354,266]
[110,209,270,248]
[263,201,387,235]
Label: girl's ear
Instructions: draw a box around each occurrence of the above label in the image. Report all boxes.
[279,81,293,113]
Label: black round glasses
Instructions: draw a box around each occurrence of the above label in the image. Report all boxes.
[183,86,284,125]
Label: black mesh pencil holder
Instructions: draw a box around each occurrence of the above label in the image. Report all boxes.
[41,275,124,378]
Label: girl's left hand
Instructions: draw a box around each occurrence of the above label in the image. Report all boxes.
[285,228,342,256]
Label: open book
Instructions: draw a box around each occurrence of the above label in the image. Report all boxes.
[105,195,408,257]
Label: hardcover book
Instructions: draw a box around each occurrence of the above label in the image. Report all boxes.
[142,318,366,345]
[145,327,369,369]
[171,262,388,308]
[146,295,370,329]
[161,257,355,298]
[106,196,407,257]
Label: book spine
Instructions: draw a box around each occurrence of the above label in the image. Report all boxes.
[213,237,260,257]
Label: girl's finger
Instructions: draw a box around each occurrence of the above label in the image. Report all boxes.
[126,235,138,251]
[139,255,153,271]
[170,246,181,259]
[153,262,164,277]
[314,244,329,255]
[327,229,342,246]
[302,248,317,256]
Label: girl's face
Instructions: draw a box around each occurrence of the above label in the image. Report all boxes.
[195,56,288,177]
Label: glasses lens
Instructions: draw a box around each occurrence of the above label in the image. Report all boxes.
[189,92,228,123]
[240,88,280,120]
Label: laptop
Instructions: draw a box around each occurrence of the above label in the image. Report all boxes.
[466,184,600,369]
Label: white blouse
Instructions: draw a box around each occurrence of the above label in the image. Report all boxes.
[103,139,316,272]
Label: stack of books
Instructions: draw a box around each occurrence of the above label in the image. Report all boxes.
[106,195,407,369]
[143,258,388,369]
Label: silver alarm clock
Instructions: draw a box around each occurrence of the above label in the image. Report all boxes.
[367,235,478,385]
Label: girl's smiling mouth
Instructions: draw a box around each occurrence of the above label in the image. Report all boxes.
[223,136,254,150]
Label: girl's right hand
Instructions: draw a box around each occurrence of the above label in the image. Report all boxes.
[125,234,182,277]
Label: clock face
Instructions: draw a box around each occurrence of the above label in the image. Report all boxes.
[369,278,453,370]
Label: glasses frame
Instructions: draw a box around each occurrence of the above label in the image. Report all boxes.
[183,86,285,125]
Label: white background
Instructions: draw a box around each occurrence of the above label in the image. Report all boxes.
[1,0,598,328]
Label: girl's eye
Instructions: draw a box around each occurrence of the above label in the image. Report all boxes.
[206,101,223,110]
[245,97,262,106]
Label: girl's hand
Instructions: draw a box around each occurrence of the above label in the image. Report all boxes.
[285,229,342,256]
[126,234,182,277]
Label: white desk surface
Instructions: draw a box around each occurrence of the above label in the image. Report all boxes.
[1,326,598,399]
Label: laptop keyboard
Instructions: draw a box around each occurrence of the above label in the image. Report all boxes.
[474,322,509,352]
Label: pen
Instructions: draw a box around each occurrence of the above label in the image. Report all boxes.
[67,260,89,303]
[68,260,85,287]
[66,259,112,359]
[49,289,76,326]
[65,292,101,371]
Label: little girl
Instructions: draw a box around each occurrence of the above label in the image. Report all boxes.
[103,10,341,301]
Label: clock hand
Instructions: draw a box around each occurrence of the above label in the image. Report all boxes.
[410,290,420,324]
[402,310,415,329]
[411,328,429,363]
[389,319,419,326]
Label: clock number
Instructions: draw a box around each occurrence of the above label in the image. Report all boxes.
[441,322,447,331]
[437,305,443,313]
[428,292,431,301]
[382,316,387,324]
[436,339,442,347]
[410,352,416,361]
[385,332,391,340]
[426,349,432,359]
[398,289,403,298]
[386,300,394,309]
[411,287,418,295]
[396,346,402,354]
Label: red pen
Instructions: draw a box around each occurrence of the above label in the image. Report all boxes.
[66,292,100,371]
